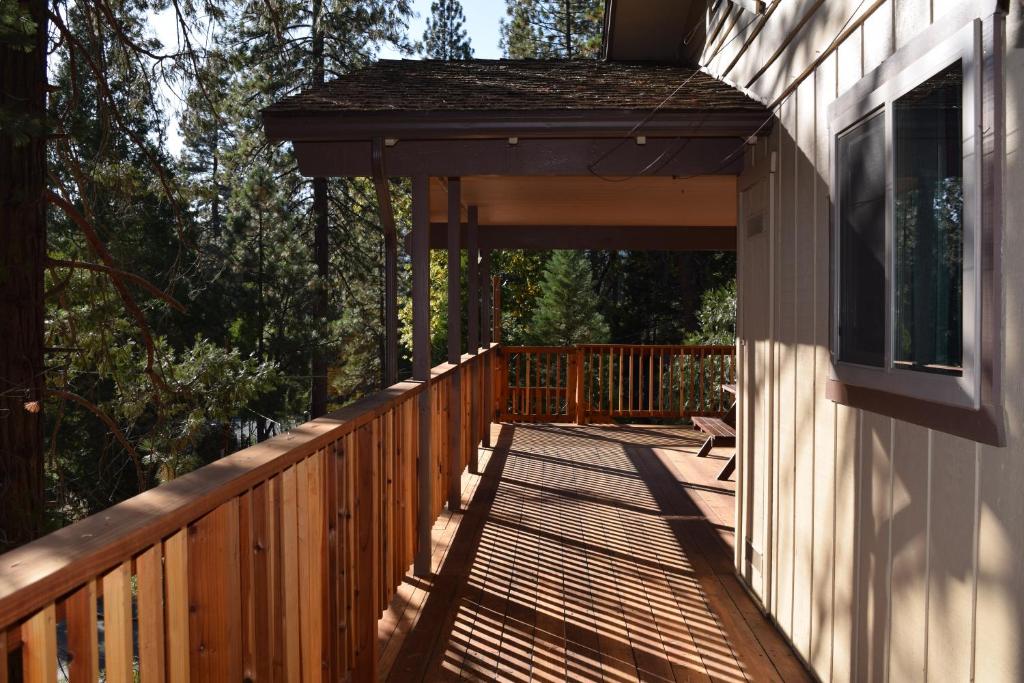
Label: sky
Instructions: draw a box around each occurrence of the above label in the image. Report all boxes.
[152,0,505,155]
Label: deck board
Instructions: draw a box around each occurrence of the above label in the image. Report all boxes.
[379,424,810,682]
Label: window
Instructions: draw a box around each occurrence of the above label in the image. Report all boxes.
[830,19,983,410]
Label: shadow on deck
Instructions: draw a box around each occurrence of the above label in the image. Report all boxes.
[378,424,810,682]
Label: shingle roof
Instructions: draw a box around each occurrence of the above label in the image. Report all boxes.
[264,59,765,115]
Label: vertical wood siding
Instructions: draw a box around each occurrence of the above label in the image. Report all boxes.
[710,1,1024,680]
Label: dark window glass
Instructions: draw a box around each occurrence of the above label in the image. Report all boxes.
[893,61,963,375]
[838,111,886,366]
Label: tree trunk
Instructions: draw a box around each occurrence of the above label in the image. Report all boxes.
[0,0,48,552]
[309,0,329,418]
[310,180,329,418]
[564,0,573,58]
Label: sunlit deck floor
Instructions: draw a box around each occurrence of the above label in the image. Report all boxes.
[378,424,811,682]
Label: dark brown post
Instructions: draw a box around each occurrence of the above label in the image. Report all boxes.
[492,275,502,344]
[447,178,462,511]
[480,250,492,347]
[467,207,480,353]
[384,231,398,386]
[480,249,493,449]
[412,176,432,576]
[371,139,399,387]
[466,206,480,471]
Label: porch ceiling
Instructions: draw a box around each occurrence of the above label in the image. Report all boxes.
[429,176,736,227]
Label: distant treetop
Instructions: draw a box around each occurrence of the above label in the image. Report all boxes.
[500,0,604,59]
[423,0,473,60]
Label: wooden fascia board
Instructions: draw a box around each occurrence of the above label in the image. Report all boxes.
[292,137,749,177]
[406,224,736,252]
[261,109,769,143]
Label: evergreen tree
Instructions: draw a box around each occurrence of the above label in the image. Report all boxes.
[423,0,472,59]
[500,0,603,59]
[686,280,737,345]
[529,250,608,345]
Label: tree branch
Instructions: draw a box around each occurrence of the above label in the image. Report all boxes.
[44,389,146,491]
[47,258,186,313]
[47,191,172,397]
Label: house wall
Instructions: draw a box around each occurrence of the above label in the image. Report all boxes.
[700,1,1024,680]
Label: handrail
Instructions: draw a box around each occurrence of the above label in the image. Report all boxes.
[0,344,499,681]
[499,343,736,423]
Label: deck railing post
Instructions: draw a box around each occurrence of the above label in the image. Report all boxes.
[412,175,432,577]
[447,177,463,511]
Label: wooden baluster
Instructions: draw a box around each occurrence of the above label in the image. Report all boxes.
[280,467,302,681]
[648,350,654,413]
[617,347,624,414]
[103,561,133,683]
[719,349,726,412]
[164,529,190,683]
[65,581,98,683]
[21,604,56,683]
[555,352,562,417]
[628,348,633,414]
[137,544,166,682]
[536,351,543,419]
[607,348,614,417]
[354,424,378,682]
[251,481,278,682]
[699,349,705,414]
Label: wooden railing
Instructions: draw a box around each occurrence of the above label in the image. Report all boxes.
[0,345,496,683]
[498,344,735,423]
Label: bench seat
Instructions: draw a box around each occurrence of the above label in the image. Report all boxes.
[692,416,736,460]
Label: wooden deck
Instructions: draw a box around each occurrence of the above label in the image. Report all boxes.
[378,424,810,682]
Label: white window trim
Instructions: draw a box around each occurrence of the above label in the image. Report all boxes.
[829,19,983,410]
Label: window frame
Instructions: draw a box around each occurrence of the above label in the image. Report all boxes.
[829,19,982,410]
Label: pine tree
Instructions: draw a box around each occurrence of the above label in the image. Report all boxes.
[529,251,608,345]
[500,0,603,59]
[423,0,472,59]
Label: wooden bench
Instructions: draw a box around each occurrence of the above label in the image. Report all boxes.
[693,386,738,481]
[692,416,736,457]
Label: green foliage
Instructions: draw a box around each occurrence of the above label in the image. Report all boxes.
[528,250,608,345]
[685,279,737,345]
[500,0,603,59]
[422,0,472,59]
[37,0,412,531]
[0,0,36,51]
[491,249,549,345]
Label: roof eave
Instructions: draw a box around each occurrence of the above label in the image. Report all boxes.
[262,108,770,144]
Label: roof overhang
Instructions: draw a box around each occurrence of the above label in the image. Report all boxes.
[262,58,770,251]
[603,0,707,63]
[263,109,766,143]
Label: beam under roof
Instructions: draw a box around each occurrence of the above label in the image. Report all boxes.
[416,224,735,252]
[293,137,749,178]
[428,175,737,228]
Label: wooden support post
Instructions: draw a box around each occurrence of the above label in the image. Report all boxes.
[412,175,432,577]
[480,250,491,347]
[492,275,502,344]
[480,250,493,448]
[372,138,399,387]
[466,206,480,471]
[467,207,479,354]
[384,230,398,387]
[447,177,462,511]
